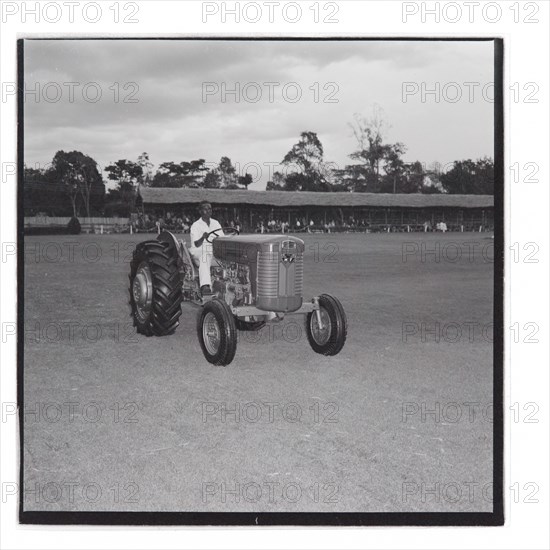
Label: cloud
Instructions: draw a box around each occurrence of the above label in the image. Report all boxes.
[23,39,495,188]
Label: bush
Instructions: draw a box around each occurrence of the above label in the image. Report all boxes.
[68,217,81,235]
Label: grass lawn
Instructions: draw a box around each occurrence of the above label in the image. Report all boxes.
[22,231,495,513]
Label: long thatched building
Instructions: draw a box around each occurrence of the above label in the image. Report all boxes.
[138,188,494,231]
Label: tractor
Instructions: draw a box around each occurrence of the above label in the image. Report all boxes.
[129,228,347,366]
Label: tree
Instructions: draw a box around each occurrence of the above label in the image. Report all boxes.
[472,157,495,194]
[137,152,154,186]
[403,161,425,193]
[283,131,324,174]
[203,170,221,189]
[23,166,44,182]
[63,169,81,217]
[50,153,81,217]
[152,159,210,188]
[152,161,184,188]
[218,156,238,188]
[346,106,407,192]
[266,171,286,191]
[421,162,445,194]
[78,157,103,217]
[440,158,494,194]
[380,143,407,193]
[201,157,249,190]
[238,173,253,190]
[23,165,64,215]
[51,150,104,217]
[105,159,143,214]
[280,131,331,191]
[183,159,209,187]
[284,172,309,192]
[349,108,387,181]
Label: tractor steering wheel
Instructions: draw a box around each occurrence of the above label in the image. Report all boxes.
[204,226,240,243]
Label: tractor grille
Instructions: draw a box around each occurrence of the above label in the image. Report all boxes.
[257,251,279,298]
[294,252,304,295]
[257,249,304,298]
[256,241,304,312]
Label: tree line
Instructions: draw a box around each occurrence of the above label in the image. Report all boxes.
[23,108,494,217]
[266,109,493,195]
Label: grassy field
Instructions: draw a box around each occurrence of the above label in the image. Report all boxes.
[22,232,494,513]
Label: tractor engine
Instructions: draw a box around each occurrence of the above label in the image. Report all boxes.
[211,261,253,307]
[212,235,305,313]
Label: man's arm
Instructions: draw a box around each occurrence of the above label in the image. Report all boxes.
[193,231,209,248]
[208,220,224,241]
[194,235,205,247]
[191,224,208,248]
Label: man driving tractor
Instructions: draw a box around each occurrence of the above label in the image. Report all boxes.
[129,200,347,365]
[189,201,224,295]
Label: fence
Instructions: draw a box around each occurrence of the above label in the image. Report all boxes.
[23,217,492,236]
[24,217,129,233]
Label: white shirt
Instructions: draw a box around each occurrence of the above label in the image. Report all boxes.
[189,217,223,254]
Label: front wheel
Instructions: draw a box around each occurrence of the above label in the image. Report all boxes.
[306,294,347,356]
[197,299,237,366]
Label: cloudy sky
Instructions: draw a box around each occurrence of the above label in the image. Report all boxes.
[24,39,494,190]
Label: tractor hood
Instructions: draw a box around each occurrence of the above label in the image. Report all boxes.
[213,234,305,264]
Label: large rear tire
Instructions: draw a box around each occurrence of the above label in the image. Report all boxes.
[197,299,237,366]
[306,294,347,356]
[129,240,183,336]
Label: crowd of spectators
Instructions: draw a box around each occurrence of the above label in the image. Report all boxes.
[254,217,397,234]
[127,212,242,234]
[123,211,482,235]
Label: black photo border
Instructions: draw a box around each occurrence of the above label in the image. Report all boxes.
[17,36,504,527]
